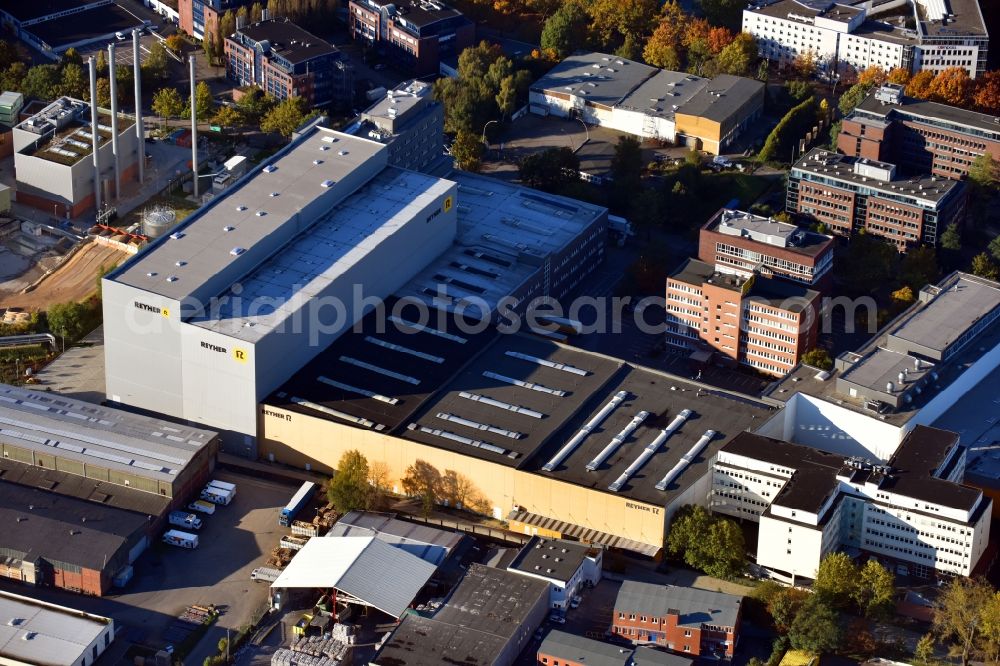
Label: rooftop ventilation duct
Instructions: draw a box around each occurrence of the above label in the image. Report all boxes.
[543,391,627,472]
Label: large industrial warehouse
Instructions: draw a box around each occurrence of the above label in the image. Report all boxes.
[0,384,218,595]
[103,126,607,454]
[259,313,774,554]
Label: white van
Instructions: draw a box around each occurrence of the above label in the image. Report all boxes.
[201,486,233,505]
[188,499,216,515]
[163,529,199,549]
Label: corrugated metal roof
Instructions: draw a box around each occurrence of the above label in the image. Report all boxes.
[0,591,111,666]
[271,536,435,618]
[328,511,465,565]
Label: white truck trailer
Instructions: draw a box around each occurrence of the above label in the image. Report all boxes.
[163,529,199,549]
[169,511,203,530]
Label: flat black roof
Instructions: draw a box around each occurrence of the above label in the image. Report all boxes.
[0,458,171,517]
[374,564,548,666]
[884,426,981,511]
[669,258,819,312]
[236,18,338,64]
[27,3,143,47]
[855,90,1000,136]
[508,536,595,583]
[0,0,92,23]
[0,479,149,572]
[269,300,497,434]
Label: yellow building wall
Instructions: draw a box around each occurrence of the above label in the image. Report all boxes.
[259,405,667,549]
[674,115,722,155]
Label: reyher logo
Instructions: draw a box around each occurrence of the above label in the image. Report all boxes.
[233,348,248,363]
[201,341,227,354]
[263,408,290,421]
[626,501,660,515]
[134,301,161,315]
[443,195,453,213]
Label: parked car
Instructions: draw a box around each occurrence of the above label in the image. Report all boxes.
[570,596,582,609]
[115,31,126,40]
[548,613,566,624]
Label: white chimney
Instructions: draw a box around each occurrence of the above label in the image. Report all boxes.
[133,29,143,185]
[88,56,102,214]
[190,55,198,198]
[108,42,121,200]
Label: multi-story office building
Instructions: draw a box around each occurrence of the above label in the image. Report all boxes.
[698,208,834,289]
[224,18,353,109]
[610,582,742,658]
[787,147,966,250]
[712,426,992,580]
[838,84,1000,181]
[348,80,446,173]
[742,0,988,78]
[179,0,248,40]
[347,0,474,76]
[507,537,602,610]
[665,258,821,376]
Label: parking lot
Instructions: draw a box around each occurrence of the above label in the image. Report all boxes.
[0,469,297,663]
[75,31,166,69]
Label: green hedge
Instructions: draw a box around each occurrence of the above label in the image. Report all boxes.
[759,96,818,164]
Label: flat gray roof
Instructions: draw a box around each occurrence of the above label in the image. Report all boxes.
[508,536,595,583]
[618,70,708,121]
[838,346,934,395]
[675,74,763,123]
[395,172,606,315]
[189,167,453,342]
[889,274,1000,355]
[0,592,111,666]
[855,91,1000,137]
[539,630,631,666]
[791,148,961,206]
[111,128,389,302]
[531,51,658,108]
[0,384,216,483]
[615,582,742,628]
[329,510,465,566]
[362,80,434,129]
[917,0,987,37]
[707,208,833,258]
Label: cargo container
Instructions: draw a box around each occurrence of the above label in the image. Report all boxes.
[251,567,282,582]
[169,511,203,530]
[163,529,199,549]
[188,499,216,514]
[208,480,236,495]
[279,481,316,527]
[279,535,309,551]
[200,486,233,505]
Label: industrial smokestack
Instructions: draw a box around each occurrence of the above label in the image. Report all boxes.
[189,55,198,199]
[132,29,143,184]
[88,56,102,214]
[108,42,120,200]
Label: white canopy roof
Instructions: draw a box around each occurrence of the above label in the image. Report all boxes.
[271,536,436,618]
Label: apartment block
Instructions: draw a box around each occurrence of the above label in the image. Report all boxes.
[743,0,988,78]
[610,581,742,658]
[838,84,1000,181]
[347,0,473,76]
[665,259,821,376]
[179,0,247,40]
[699,208,834,289]
[787,147,966,250]
[712,426,992,580]
[224,18,353,109]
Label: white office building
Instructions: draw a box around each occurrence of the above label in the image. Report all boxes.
[506,537,602,609]
[743,0,989,78]
[712,427,991,580]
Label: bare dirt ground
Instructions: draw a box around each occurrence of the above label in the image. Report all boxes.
[0,242,128,311]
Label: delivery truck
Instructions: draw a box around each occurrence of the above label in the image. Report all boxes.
[188,499,216,515]
[169,511,203,530]
[208,480,237,498]
[201,485,233,505]
[162,529,199,549]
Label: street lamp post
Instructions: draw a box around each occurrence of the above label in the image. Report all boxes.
[481,119,499,148]
[575,118,590,148]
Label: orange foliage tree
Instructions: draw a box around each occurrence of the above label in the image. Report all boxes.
[927,67,972,107]
[856,66,887,87]
[973,70,1000,115]
[887,67,911,85]
[905,70,935,99]
[707,26,735,54]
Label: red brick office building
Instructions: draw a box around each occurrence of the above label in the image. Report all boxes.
[348,0,473,76]
[698,209,834,290]
[837,83,1000,181]
[787,148,966,251]
[611,582,742,658]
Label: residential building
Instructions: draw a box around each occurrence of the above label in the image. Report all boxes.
[529,53,764,154]
[787,147,966,250]
[506,537,602,609]
[838,84,1000,181]
[347,79,446,173]
[742,0,988,78]
[761,272,1000,464]
[665,258,821,376]
[373,564,549,666]
[224,18,353,109]
[178,0,248,39]
[103,125,608,455]
[610,582,742,657]
[13,97,138,218]
[347,0,474,76]
[0,591,115,666]
[699,208,834,288]
[711,426,992,580]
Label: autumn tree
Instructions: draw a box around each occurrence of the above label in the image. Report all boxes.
[21,65,61,101]
[707,27,734,54]
[906,70,935,99]
[813,552,858,609]
[914,633,935,664]
[643,22,682,70]
[802,348,833,370]
[891,285,915,308]
[327,449,370,512]
[212,104,243,130]
[540,2,588,59]
[587,0,658,52]
[853,559,895,619]
[928,67,972,107]
[666,505,745,579]
[143,41,169,81]
[856,66,887,87]
[940,222,962,251]
[47,301,96,341]
[933,577,996,666]
[367,461,391,510]
[260,96,312,137]
[973,70,1000,115]
[189,80,214,119]
[59,63,87,99]
[971,253,1000,281]
[402,460,442,517]
[839,81,875,115]
[887,67,911,85]
[152,86,184,126]
[450,130,484,172]
[715,33,758,77]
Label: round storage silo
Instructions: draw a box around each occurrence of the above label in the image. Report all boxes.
[142,205,177,239]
